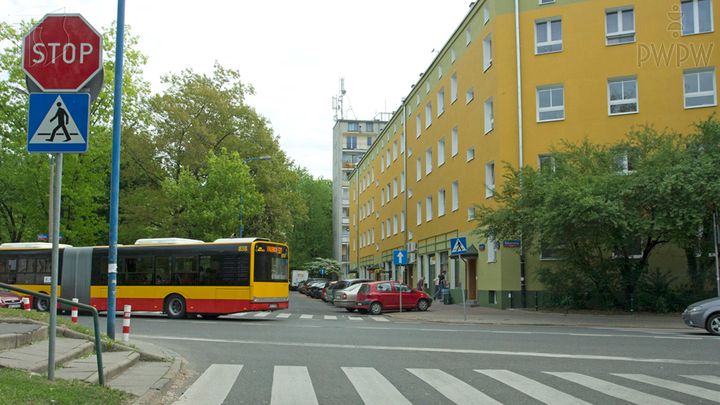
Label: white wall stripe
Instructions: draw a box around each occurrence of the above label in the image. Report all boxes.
[409,368,502,405]
[682,375,720,386]
[546,372,683,405]
[477,369,591,405]
[342,367,412,405]
[175,364,242,405]
[615,374,720,403]
[271,366,318,405]
[300,314,313,319]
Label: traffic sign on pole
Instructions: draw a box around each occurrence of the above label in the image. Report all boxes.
[393,250,408,265]
[28,93,90,153]
[450,237,468,256]
[22,14,103,92]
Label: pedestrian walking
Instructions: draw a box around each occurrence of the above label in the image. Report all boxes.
[434,270,447,300]
[417,276,425,292]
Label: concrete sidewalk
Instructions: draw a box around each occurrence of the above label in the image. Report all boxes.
[0,318,183,405]
[387,298,686,329]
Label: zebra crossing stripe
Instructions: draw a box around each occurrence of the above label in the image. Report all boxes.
[348,316,362,321]
[271,366,318,405]
[409,368,502,405]
[275,313,291,318]
[371,316,390,322]
[342,367,412,405]
[615,374,720,403]
[300,314,313,319]
[545,372,683,405]
[254,312,270,317]
[175,364,242,405]
[324,315,337,320]
[682,375,720,386]
[477,369,591,405]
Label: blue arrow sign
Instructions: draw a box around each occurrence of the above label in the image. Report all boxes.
[450,237,468,256]
[393,250,408,265]
[28,93,90,153]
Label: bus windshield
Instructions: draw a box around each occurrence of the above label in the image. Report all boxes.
[254,244,288,282]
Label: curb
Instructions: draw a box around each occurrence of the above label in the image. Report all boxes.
[132,356,186,405]
[0,325,48,350]
[27,340,95,374]
[86,351,141,385]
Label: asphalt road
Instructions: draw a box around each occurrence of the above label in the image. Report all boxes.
[71,293,720,404]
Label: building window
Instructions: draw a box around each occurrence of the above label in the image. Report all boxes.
[467,146,475,162]
[488,236,497,262]
[451,73,458,103]
[393,215,398,235]
[381,222,385,240]
[381,188,385,206]
[371,197,375,212]
[484,3,490,23]
[401,211,405,232]
[346,136,357,149]
[466,27,471,45]
[371,228,375,244]
[452,126,458,157]
[393,140,397,161]
[438,188,446,217]
[386,150,391,168]
[425,102,432,128]
[452,181,459,211]
[539,0,555,4]
[409,188,412,198]
[408,146,412,157]
[438,64,443,79]
[484,96,494,133]
[437,87,445,117]
[393,177,398,198]
[401,172,405,193]
[452,46,456,63]
[486,161,495,198]
[416,157,422,181]
[416,94,420,106]
[426,196,433,222]
[606,7,635,45]
[416,114,422,138]
[417,202,422,225]
[535,17,563,54]
[366,122,373,132]
[537,84,565,122]
[438,137,446,167]
[682,0,713,36]
[386,184,391,203]
[466,87,474,104]
[468,206,475,221]
[367,136,373,148]
[381,156,385,173]
[371,167,374,182]
[426,148,433,175]
[539,154,556,172]
[483,33,492,71]
[400,133,405,155]
[684,67,717,108]
[347,122,359,131]
[608,76,638,115]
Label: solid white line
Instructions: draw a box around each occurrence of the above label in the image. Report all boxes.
[254,312,270,318]
[300,314,313,319]
[615,374,720,402]
[682,375,720,386]
[371,317,390,322]
[275,313,291,318]
[409,368,502,405]
[342,367,412,405]
[546,372,683,405]
[324,315,337,320]
[131,335,719,365]
[175,364,242,405]
[477,369,591,405]
[271,366,318,405]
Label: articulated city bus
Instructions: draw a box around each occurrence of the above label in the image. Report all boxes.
[0,237,289,318]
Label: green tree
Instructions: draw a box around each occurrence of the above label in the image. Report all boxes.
[286,167,331,268]
[301,257,342,279]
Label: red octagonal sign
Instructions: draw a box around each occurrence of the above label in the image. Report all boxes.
[22,14,103,92]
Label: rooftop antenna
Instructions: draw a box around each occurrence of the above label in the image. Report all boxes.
[332,78,347,121]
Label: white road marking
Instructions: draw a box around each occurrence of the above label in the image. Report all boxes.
[682,375,720,386]
[300,314,313,319]
[342,367,412,405]
[275,313,291,318]
[615,374,720,403]
[254,312,270,318]
[348,316,363,321]
[409,368,502,405]
[477,369,591,405]
[175,364,242,405]
[371,316,390,322]
[546,372,683,405]
[324,315,337,320]
[271,366,318,405]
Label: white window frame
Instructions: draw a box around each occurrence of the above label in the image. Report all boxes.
[371,197,375,213]
[467,146,475,162]
[484,96,494,133]
[438,64,443,79]
[393,140,397,161]
[485,161,495,198]
[386,150,390,169]
[401,171,405,193]
[452,126,458,157]
[426,196,433,222]
[484,3,490,24]
[381,156,385,173]
[386,184,391,203]
[381,222,385,240]
[401,210,405,232]
[438,188,446,217]
[451,46,456,63]
[468,206,475,221]
[536,84,565,122]
[608,76,639,115]
[487,236,497,262]
[416,94,420,106]
[466,87,474,104]
[684,67,717,108]
[426,82,430,94]
[437,86,445,117]
[681,0,714,36]
[452,181,459,211]
[425,148,433,175]
[416,157,422,182]
[605,7,636,45]
[417,202,422,225]
[539,0,555,3]
[466,27,471,46]
[483,33,492,71]
[416,114,422,138]
[451,73,458,103]
[437,137,446,167]
[393,177,398,198]
[425,101,432,128]
[381,188,385,206]
[393,215,398,235]
[371,228,375,244]
[535,17,563,54]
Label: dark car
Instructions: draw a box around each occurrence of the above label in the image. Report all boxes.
[300,279,328,295]
[307,282,327,298]
[682,296,720,335]
[321,281,337,302]
[356,281,431,315]
[0,288,23,309]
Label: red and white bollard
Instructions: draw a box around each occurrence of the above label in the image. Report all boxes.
[22,297,31,311]
[122,305,132,342]
[71,298,79,324]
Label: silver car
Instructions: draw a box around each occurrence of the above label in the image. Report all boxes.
[333,283,363,312]
[682,296,720,335]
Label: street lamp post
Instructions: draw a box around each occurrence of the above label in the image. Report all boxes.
[239,156,271,238]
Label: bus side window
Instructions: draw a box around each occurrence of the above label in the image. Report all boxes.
[173,256,197,286]
[155,256,171,285]
[199,255,221,286]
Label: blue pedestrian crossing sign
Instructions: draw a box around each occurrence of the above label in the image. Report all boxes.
[450,237,468,255]
[393,250,408,265]
[28,93,90,153]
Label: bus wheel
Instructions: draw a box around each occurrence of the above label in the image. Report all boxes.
[165,294,187,319]
[34,294,50,312]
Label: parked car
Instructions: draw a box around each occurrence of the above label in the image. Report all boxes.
[300,279,328,295]
[330,279,373,304]
[321,281,337,302]
[682,296,720,335]
[0,288,23,309]
[333,283,363,312]
[307,282,326,298]
[355,281,431,315]
[295,280,307,292]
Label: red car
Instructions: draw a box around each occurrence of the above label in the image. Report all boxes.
[356,281,431,315]
[0,288,23,309]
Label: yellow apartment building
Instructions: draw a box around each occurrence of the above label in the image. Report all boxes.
[348,0,718,309]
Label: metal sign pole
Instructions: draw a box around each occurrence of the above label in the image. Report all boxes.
[48,152,62,380]
[399,265,403,311]
[461,258,468,321]
[714,211,720,297]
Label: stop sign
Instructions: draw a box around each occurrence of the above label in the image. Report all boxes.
[22,14,103,92]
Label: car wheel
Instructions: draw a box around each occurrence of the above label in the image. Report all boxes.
[707,314,720,336]
[345,308,356,313]
[416,299,429,312]
[358,309,368,314]
[165,294,187,319]
[34,294,50,312]
[369,301,383,315]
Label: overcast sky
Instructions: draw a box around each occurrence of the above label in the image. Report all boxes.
[4,1,474,180]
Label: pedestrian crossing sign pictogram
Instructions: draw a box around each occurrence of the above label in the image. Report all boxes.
[28,93,90,153]
[450,237,467,256]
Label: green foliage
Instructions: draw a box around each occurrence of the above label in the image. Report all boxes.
[286,167,331,268]
[475,117,720,311]
[301,257,342,278]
